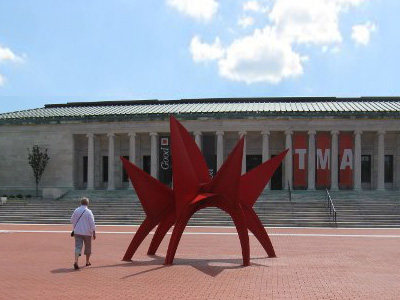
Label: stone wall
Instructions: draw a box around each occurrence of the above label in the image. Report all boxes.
[0,123,74,194]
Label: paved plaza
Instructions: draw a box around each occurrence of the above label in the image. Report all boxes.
[0,224,399,299]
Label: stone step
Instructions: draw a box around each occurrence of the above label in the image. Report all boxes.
[1,190,400,228]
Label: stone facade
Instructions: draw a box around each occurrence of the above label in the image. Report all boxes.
[1,115,400,195]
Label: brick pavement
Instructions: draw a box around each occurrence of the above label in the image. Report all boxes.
[0,224,399,300]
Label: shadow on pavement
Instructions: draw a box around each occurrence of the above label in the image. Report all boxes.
[54,254,272,278]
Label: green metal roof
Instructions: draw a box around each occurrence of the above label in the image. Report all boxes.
[1,97,400,124]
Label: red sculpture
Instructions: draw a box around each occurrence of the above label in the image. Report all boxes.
[121,116,288,266]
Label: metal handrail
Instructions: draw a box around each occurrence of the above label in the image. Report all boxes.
[325,189,337,227]
[288,181,292,202]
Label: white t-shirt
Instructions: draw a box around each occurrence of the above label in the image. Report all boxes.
[70,205,96,236]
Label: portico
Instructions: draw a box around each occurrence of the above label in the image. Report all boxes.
[76,128,399,191]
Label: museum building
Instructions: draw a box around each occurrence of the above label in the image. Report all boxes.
[1,97,400,197]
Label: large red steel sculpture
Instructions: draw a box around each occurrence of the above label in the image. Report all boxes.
[121,116,288,266]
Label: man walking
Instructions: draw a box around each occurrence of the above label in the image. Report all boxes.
[70,197,96,270]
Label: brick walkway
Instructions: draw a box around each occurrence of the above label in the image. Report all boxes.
[0,224,399,299]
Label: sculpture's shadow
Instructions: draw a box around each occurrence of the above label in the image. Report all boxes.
[89,255,270,278]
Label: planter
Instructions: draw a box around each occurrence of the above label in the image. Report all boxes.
[0,197,7,205]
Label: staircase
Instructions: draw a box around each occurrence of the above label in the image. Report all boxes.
[0,190,330,227]
[329,191,400,228]
[0,190,398,228]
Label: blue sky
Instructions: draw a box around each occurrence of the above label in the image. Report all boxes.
[0,0,399,113]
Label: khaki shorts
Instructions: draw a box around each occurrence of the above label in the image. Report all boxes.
[74,234,92,255]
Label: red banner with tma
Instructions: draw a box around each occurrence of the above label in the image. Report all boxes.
[339,133,353,189]
[316,133,330,189]
[293,132,307,189]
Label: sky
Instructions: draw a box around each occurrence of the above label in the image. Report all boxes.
[0,0,399,113]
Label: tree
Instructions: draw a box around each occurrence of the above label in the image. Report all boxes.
[28,145,50,197]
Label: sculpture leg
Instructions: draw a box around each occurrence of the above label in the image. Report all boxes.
[147,212,176,255]
[244,206,276,257]
[229,207,250,266]
[122,217,158,261]
[164,211,193,265]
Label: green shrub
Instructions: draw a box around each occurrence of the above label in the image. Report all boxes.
[16,194,23,199]
[26,194,32,198]
[9,195,15,199]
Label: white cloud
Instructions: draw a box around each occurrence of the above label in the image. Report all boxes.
[0,73,5,86]
[190,36,225,62]
[167,0,218,22]
[0,45,23,87]
[243,1,268,13]
[218,27,304,84]
[238,16,254,28]
[334,0,365,9]
[269,0,365,45]
[322,45,341,54]
[351,22,377,46]
[187,0,371,84]
[0,45,22,63]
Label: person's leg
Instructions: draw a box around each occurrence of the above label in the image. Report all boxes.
[83,235,92,266]
[74,235,84,269]
[85,254,91,265]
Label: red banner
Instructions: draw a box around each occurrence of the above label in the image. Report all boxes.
[339,133,353,189]
[316,133,331,188]
[293,132,308,189]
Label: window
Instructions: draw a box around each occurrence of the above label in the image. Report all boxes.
[361,155,371,183]
[83,156,88,183]
[103,156,108,182]
[384,155,393,183]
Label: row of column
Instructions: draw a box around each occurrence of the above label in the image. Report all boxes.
[283,130,386,191]
[85,130,387,191]
[86,132,142,190]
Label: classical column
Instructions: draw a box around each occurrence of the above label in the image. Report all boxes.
[353,130,362,190]
[239,131,247,174]
[128,132,136,164]
[216,131,224,171]
[194,131,202,151]
[284,130,293,190]
[307,131,316,190]
[330,131,339,191]
[128,133,136,189]
[150,132,158,179]
[86,133,95,190]
[107,133,115,190]
[377,130,385,190]
[262,131,270,190]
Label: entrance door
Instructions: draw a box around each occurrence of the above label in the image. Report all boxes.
[361,155,371,189]
[143,155,151,174]
[202,134,217,177]
[246,155,262,172]
[270,155,283,190]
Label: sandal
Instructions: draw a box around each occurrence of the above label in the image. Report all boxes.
[74,263,79,270]
[86,262,91,266]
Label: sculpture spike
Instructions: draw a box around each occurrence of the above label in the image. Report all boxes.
[210,137,244,204]
[121,157,173,220]
[171,115,210,184]
[170,116,201,215]
[239,149,288,208]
